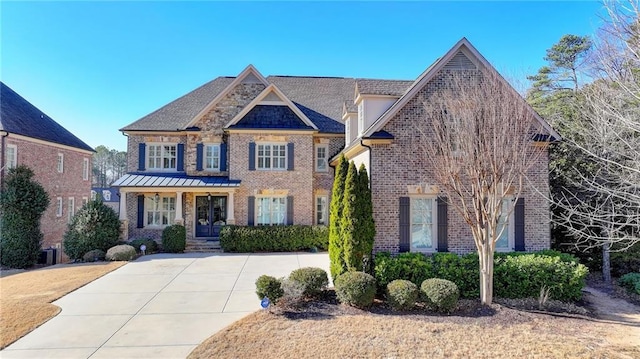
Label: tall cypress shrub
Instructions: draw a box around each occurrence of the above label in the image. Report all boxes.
[329,154,348,280]
[357,164,376,272]
[341,161,360,271]
[0,166,49,268]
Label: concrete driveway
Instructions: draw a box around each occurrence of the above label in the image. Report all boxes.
[1,252,330,359]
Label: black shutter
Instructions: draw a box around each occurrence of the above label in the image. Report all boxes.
[220,143,227,171]
[437,197,448,252]
[196,143,203,171]
[514,198,525,251]
[287,143,294,171]
[248,196,255,226]
[138,143,146,171]
[286,196,294,225]
[137,195,145,228]
[177,144,185,172]
[399,197,410,252]
[248,143,256,171]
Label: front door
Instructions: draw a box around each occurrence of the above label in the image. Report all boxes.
[195,196,227,238]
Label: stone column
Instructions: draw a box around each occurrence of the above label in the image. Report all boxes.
[175,191,184,225]
[227,191,235,225]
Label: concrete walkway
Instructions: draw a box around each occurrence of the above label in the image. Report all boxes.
[1,252,330,359]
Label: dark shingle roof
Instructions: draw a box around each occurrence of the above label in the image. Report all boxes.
[0,82,94,152]
[355,79,414,97]
[230,105,313,130]
[120,77,235,131]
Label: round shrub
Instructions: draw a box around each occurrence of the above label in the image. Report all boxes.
[421,278,459,313]
[334,271,377,308]
[255,275,284,304]
[386,279,419,311]
[83,249,106,262]
[288,267,329,297]
[162,225,186,253]
[63,199,120,260]
[105,245,137,261]
[129,238,158,254]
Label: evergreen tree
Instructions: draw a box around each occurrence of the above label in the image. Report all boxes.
[329,154,348,280]
[357,164,376,273]
[0,166,49,268]
[341,161,360,271]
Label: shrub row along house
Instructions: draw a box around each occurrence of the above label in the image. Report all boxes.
[1,82,94,262]
[113,38,559,253]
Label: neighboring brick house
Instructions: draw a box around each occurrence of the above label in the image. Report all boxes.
[1,82,94,260]
[91,187,120,214]
[113,38,558,254]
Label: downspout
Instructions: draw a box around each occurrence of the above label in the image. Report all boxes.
[360,139,372,183]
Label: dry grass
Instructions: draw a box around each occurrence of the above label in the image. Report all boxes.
[189,301,640,359]
[0,261,125,349]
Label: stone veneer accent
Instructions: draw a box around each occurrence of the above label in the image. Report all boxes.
[367,69,551,254]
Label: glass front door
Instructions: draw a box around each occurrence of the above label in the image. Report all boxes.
[195,195,227,238]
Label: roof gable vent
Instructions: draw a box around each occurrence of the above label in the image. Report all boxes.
[443,51,476,70]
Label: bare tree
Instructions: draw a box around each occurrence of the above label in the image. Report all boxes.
[415,69,550,305]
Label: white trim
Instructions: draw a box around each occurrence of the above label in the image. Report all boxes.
[495,198,516,252]
[57,153,64,173]
[203,143,221,172]
[315,195,328,226]
[82,158,90,181]
[146,143,178,171]
[409,195,438,253]
[56,197,63,217]
[224,84,318,130]
[67,197,75,223]
[184,64,270,129]
[5,144,17,170]
[255,142,287,171]
[315,144,329,172]
[6,133,94,155]
[362,38,561,141]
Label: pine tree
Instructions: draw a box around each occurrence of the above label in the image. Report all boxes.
[329,154,348,280]
[341,161,360,271]
[357,164,376,273]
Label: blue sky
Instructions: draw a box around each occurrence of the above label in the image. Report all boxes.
[2,1,604,152]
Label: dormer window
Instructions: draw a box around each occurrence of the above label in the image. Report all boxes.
[358,102,364,136]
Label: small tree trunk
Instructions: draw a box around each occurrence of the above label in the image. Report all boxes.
[479,246,494,305]
[602,241,612,284]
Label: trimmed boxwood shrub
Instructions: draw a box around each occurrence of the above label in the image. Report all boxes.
[220,225,328,252]
[374,250,588,302]
[421,278,459,313]
[129,238,159,254]
[162,225,186,253]
[105,245,137,261]
[334,271,377,308]
[83,249,106,262]
[386,279,419,311]
[288,267,329,297]
[255,275,284,303]
[619,273,640,295]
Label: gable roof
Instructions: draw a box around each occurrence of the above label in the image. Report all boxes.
[362,38,561,141]
[0,82,94,152]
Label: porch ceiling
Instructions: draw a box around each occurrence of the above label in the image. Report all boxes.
[112,173,241,188]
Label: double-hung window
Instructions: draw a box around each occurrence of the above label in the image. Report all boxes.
[316,195,328,225]
[56,197,63,217]
[257,144,286,170]
[82,158,89,180]
[147,144,177,170]
[57,153,64,173]
[146,195,176,227]
[495,199,514,251]
[5,144,16,172]
[68,197,75,223]
[410,197,437,252]
[256,197,286,225]
[315,145,328,172]
[205,144,220,171]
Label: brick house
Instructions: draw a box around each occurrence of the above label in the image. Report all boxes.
[1,82,94,260]
[113,38,558,253]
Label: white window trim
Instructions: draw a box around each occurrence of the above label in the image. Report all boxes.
[68,197,75,223]
[57,153,64,173]
[495,198,516,252]
[82,158,90,181]
[315,144,329,172]
[255,196,287,226]
[102,190,111,201]
[256,142,287,171]
[315,195,328,226]
[145,195,176,228]
[204,143,221,172]
[146,143,178,171]
[56,197,63,217]
[357,102,364,137]
[409,195,438,253]
[5,144,17,171]
[82,196,88,207]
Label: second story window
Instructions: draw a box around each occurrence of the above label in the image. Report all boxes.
[257,144,286,170]
[315,144,328,172]
[5,144,16,173]
[57,153,64,173]
[82,158,89,181]
[147,144,176,170]
[205,144,220,171]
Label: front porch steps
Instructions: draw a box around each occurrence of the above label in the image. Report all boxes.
[185,239,223,253]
